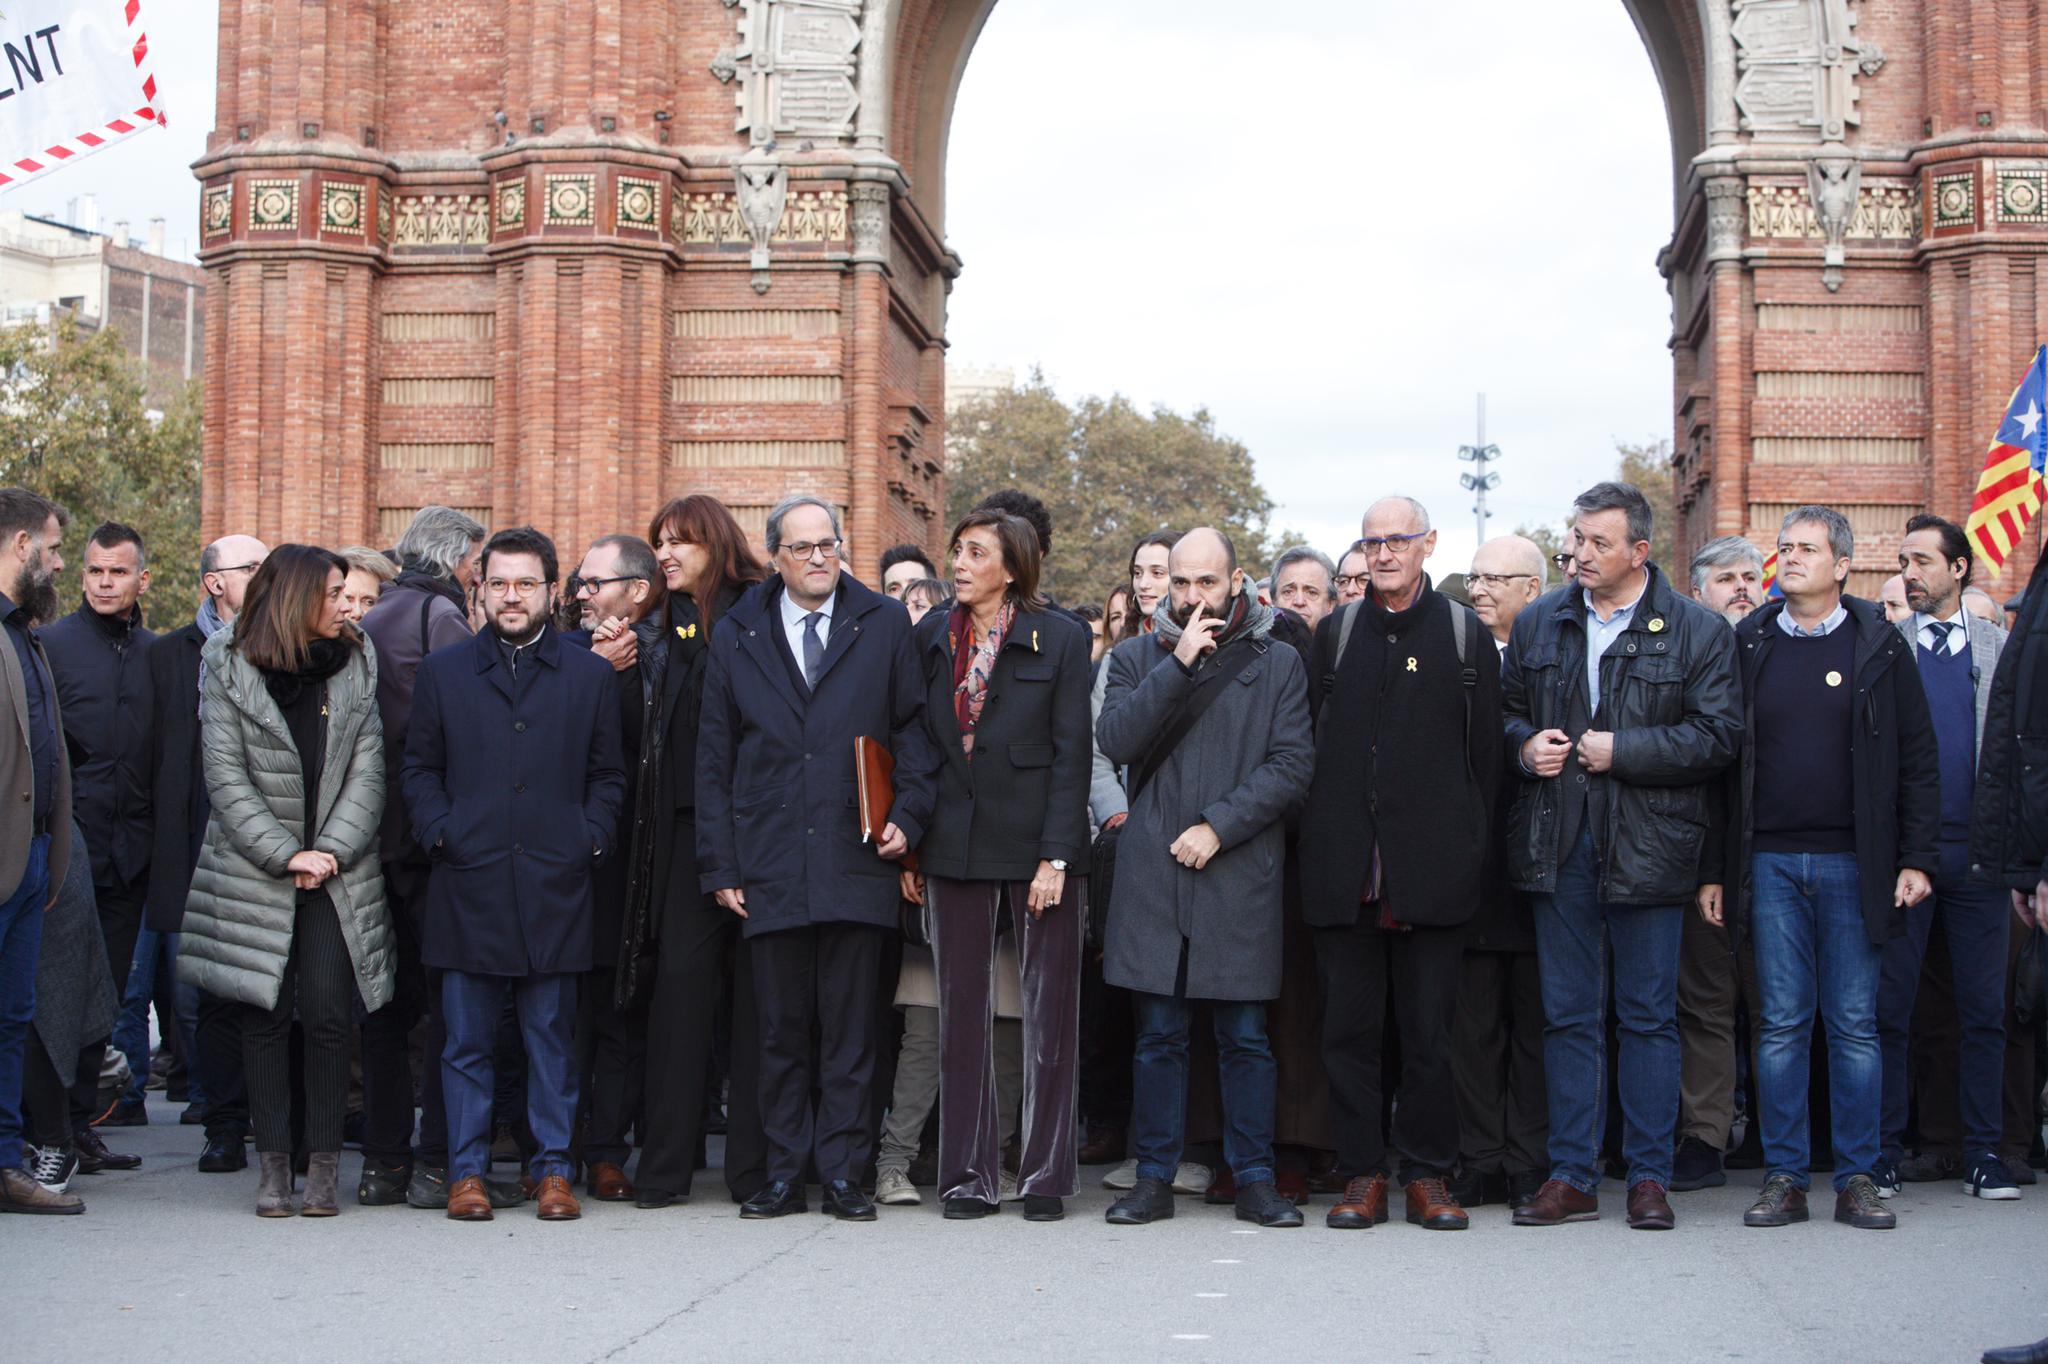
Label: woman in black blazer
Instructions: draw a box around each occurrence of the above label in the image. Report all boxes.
[909,509,1092,1222]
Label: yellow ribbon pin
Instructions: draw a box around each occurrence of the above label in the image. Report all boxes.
[1032,629,1040,652]
[1406,657,1418,672]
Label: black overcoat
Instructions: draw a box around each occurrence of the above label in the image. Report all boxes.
[402,627,626,976]
[142,623,205,933]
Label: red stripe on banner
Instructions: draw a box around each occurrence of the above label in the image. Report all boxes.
[44,146,71,161]
[14,158,43,173]
[77,133,103,148]
[1974,464,2037,505]
[125,0,140,22]
[0,171,15,187]
[107,120,134,135]
[142,76,156,102]
[132,35,147,66]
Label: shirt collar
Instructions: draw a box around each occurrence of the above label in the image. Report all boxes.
[780,588,835,630]
[1582,580,1646,627]
[1777,602,1850,637]
[1913,610,1966,645]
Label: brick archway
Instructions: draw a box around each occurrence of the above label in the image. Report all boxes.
[198,1,2045,590]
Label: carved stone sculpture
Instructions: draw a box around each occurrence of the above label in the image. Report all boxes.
[1705,178,1748,262]
[1807,150,1862,291]
[736,145,789,292]
[850,181,889,264]
[1732,0,1882,142]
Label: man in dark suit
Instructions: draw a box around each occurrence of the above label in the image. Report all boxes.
[0,487,78,1215]
[145,534,266,1173]
[698,495,937,1222]
[40,523,153,1158]
[403,527,626,1223]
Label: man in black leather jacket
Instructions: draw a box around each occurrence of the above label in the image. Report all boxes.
[1500,481,1742,1231]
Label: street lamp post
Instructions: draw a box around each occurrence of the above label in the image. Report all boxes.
[1458,392,1501,547]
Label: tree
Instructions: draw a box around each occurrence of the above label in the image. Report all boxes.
[1515,436,1676,577]
[946,372,1286,603]
[0,317,202,626]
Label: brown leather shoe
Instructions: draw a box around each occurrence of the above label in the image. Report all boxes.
[1511,1178,1599,1226]
[1325,1173,1390,1229]
[536,1173,581,1221]
[1626,1179,1675,1231]
[0,1165,84,1215]
[445,1174,494,1222]
[587,1161,633,1202]
[1404,1176,1469,1230]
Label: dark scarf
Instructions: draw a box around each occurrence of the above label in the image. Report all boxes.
[81,596,142,642]
[394,564,467,615]
[259,637,351,870]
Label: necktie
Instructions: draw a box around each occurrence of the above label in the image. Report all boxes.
[1931,619,1959,654]
[802,611,825,690]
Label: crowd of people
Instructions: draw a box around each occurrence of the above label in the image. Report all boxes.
[0,477,2044,1252]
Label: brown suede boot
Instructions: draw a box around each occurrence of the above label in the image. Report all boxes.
[256,1152,296,1217]
[301,1153,340,1217]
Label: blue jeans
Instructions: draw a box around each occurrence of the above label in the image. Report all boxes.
[1130,992,1275,1187]
[1531,830,1683,1192]
[112,929,205,1109]
[0,835,52,1169]
[442,970,578,1182]
[1750,850,1882,1192]
[1878,839,2009,1161]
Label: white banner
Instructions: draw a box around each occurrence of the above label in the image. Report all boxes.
[0,0,164,193]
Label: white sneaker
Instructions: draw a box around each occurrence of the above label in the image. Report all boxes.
[1102,1158,1139,1190]
[1000,1169,1022,1202]
[1171,1162,1213,1196]
[874,1169,922,1205]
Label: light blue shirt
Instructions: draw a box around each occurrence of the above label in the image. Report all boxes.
[780,588,835,680]
[1776,601,1849,637]
[1583,578,1646,714]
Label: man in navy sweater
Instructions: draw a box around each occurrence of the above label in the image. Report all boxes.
[1875,515,2016,1200]
[1702,505,1939,1232]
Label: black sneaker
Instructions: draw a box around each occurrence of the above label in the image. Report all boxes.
[197,1136,247,1173]
[1965,1152,2022,1201]
[406,1164,451,1209]
[1234,1180,1305,1228]
[27,1142,77,1192]
[1834,1174,1896,1229]
[357,1157,411,1206]
[1871,1155,1902,1199]
[1899,1149,1962,1183]
[1670,1137,1726,1192]
[1104,1176,1174,1225]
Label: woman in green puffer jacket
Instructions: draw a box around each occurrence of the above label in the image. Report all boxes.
[178,545,395,1218]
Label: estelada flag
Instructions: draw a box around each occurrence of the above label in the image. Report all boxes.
[0,0,166,193]
[1760,550,1783,600]
[1964,344,2048,579]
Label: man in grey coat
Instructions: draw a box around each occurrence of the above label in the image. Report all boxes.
[1095,527,1314,1229]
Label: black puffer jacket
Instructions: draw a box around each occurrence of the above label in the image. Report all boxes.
[1972,553,2048,892]
[1500,564,1742,905]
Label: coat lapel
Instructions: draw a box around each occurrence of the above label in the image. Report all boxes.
[470,629,515,702]
[807,575,871,692]
[735,589,806,720]
[927,622,970,782]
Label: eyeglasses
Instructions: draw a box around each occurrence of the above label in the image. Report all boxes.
[1551,553,1577,571]
[1359,533,1427,555]
[1334,573,1370,591]
[1469,573,1537,589]
[573,575,647,597]
[211,562,263,577]
[780,539,842,562]
[484,577,549,598]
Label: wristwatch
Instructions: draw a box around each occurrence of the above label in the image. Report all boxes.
[1049,859,1068,872]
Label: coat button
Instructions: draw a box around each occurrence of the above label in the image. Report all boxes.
[514,721,526,732]
[515,783,525,794]
[1387,633,1397,643]
[514,842,524,854]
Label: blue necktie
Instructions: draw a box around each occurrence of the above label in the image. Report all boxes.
[802,611,825,690]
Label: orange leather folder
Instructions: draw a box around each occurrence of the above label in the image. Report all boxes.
[855,735,918,873]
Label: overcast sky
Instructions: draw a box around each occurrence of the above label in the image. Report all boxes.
[6,0,1674,577]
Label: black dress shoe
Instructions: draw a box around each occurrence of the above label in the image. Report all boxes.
[635,1188,681,1210]
[1506,1169,1545,1210]
[943,1197,999,1219]
[739,1180,808,1219]
[1022,1195,1064,1222]
[1983,1335,2048,1364]
[74,1128,141,1172]
[179,1103,205,1126]
[1448,1167,1509,1207]
[197,1137,248,1173]
[821,1178,877,1221]
[1104,1177,1175,1225]
[97,1098,148,1127]
[356,1158,410,1206]
[1235,1179,1305,1228]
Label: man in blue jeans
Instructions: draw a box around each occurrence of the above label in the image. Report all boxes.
[1875,515,2016,1200]
[1501,481,1742,1231]
[0,487,78,1215]
[1703,505,1938,1232]
[1095,528,1315,1229]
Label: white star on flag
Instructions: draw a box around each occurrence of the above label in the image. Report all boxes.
[2019,400,2044,442]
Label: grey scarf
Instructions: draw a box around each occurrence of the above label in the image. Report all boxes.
[194,595,231,715]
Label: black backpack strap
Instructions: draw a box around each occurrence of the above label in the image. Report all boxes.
[1447,595,1478,780]
[1130,639,1260,800]
[1322,599,1362,700]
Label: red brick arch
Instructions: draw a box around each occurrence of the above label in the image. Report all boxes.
[198,0,2047,592]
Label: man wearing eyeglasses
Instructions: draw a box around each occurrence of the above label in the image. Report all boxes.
[1450,535,1549,1212]
[404,526,627,1223]
[1501,481,1742,1232]
[697,494,937,1222]
[1334,544,1371,606]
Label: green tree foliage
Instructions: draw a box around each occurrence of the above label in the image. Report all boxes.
[945,372,1285,604]
[0,317,202,627]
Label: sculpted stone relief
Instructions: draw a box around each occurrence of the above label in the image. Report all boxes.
[1731,0,1882,143]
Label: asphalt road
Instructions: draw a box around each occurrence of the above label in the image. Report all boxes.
[8,1096,2047,1363]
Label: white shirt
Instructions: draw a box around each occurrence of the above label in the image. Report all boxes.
[1776,602,1850,637]
[780,588,835,684]
[1913,609,1968,656]
[1583,579,1646,714]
